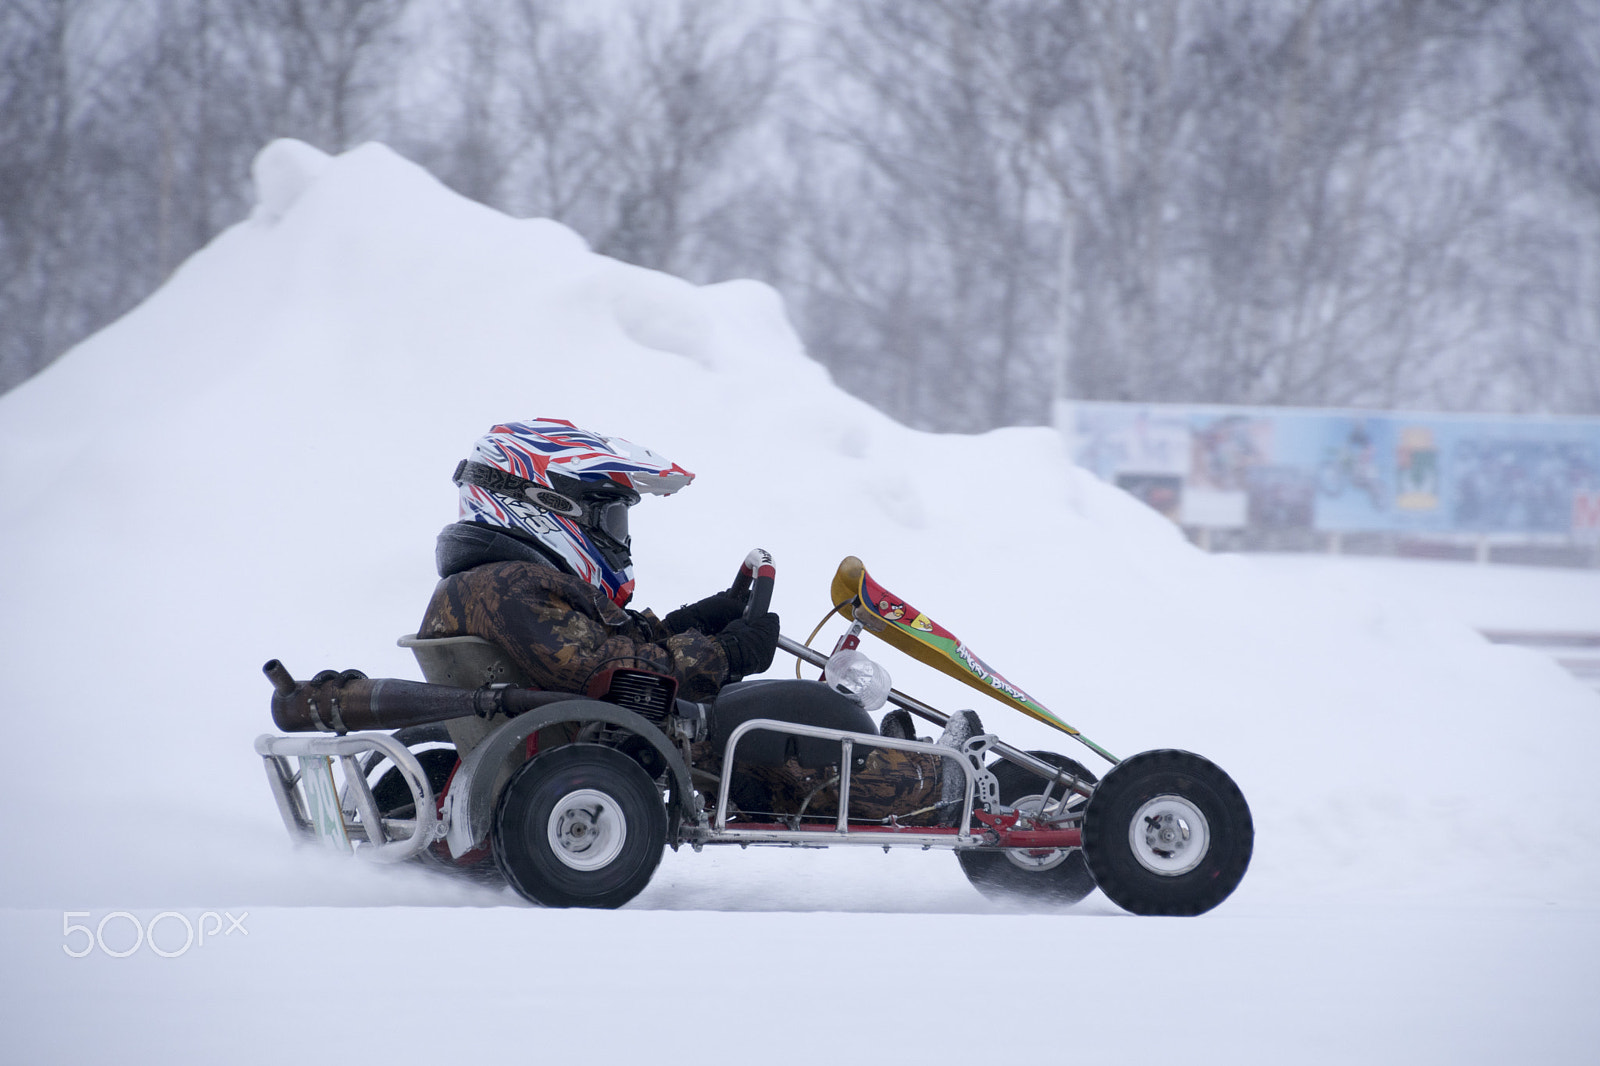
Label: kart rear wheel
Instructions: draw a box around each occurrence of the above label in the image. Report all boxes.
[957,751,1098,907]
[1081,749,1252,916]
[363,724,455,816]
[370,748,457,817]
[371,746,505,885]
[492,743,666,909]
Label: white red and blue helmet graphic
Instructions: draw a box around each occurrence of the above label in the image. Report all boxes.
[457,417,694,607]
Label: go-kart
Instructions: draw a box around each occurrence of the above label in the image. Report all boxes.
[254,552,1253,915]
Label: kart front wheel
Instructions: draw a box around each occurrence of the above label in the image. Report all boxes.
[1081,749,1252,916]
[956,751,1098,907]
[492,743,667,909]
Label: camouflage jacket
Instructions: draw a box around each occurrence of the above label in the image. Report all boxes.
[419,559,732,703]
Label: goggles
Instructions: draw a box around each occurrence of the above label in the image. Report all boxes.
[453,460,637,554]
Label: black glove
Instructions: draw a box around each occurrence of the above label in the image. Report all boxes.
[717,611,780,681]
[663,590,749,636]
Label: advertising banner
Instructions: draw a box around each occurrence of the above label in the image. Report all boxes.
[1068,402,1600,538]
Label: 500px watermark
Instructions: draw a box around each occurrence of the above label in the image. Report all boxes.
[62,910,248,958]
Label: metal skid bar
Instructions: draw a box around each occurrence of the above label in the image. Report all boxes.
[707,717,983,847]
[253,733,439,863]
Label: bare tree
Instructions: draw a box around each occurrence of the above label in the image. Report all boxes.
[590,0,783,277]
[0,0,420,394]
[228,0,414,151]
[0,0,74,390]
[1492,0,1600,412]
[794,0,1061,430]
[794,0,1514,429]
[4,0,1595,428]
[411,0,782,283]
[0,0,168,391]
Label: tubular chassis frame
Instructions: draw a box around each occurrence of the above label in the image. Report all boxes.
[252,628,1099,863]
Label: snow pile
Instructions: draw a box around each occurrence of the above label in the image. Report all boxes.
[250,137,333,224]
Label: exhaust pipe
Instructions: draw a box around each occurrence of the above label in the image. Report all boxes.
[262,660,570,734]
[263,659,297,698]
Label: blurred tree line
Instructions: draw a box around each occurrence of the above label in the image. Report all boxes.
[3,0,1597,430]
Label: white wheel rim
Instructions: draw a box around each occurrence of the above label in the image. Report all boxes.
[1003,794,1073,871]
[547,789,628,871]
[1128,795,1210,876]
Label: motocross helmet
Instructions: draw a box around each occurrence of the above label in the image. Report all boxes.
[453,418,694,606]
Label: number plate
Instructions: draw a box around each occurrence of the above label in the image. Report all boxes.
[298,756,352,853]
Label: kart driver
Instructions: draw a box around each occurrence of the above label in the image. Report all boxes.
[416,417,978,825]
[416,418,781,703]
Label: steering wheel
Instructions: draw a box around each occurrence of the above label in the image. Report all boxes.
[730,548,775,620]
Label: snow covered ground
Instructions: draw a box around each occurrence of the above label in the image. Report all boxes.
[1244,552,1600,634]
[2,141,1596,1064]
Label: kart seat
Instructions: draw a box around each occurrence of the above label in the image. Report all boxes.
[396,633,533,756]
[396,633,532,688]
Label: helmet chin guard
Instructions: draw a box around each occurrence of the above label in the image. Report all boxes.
[454,418,693,606]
